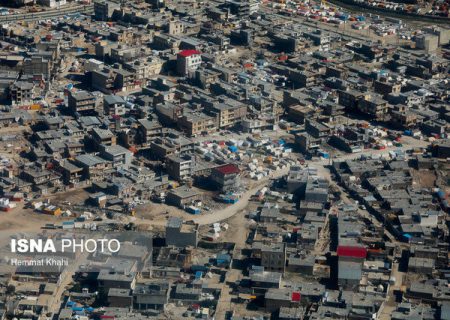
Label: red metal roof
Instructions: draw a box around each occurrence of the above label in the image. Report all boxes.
[214,164,240,175]
[337,245,367,259]
[291,292,301,302]
[178,49,201,57]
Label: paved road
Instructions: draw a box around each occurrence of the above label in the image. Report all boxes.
[0,4,93,23]
[260,5,392,44]
[328,0,450,26]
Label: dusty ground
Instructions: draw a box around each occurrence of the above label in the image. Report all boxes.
[0,188,93,246]
[217,206,253,249]
[49,188,91,204]
[135,202,187,224]
[0,127,429,240]
[411,169,437,188]
[0,203,61,245]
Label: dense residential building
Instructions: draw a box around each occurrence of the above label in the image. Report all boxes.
[94,1,120,21]
[165,217,199,247]
[0,1,448,319]
[68,91,97,116]
[9,81,35,105]
[178,111,217,137]
[177,50,202,75]
[261,243,287,273]
[166,154,196,182]
[210,163,240,191]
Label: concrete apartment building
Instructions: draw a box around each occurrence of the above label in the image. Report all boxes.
[68,91,97,116]
[9,81,34,106]
[261,243,287,273]
[210,163,240,191]
[177,50,202,75]
[165,217,198,248]
[178,111,217,137]
[166,154,196,182]
[94,0,120,21]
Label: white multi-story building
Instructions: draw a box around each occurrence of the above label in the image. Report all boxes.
[38,0,67,8]
[176,50,202,75]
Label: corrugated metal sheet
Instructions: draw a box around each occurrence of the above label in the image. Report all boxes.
[337,245,367,258]
[291,291,301,302]
[178,49,200,57]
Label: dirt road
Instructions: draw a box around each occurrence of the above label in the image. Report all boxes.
[130,136,425,231]
[192,166,291,225]
[377,261,405,320]
[131,166,292,229]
